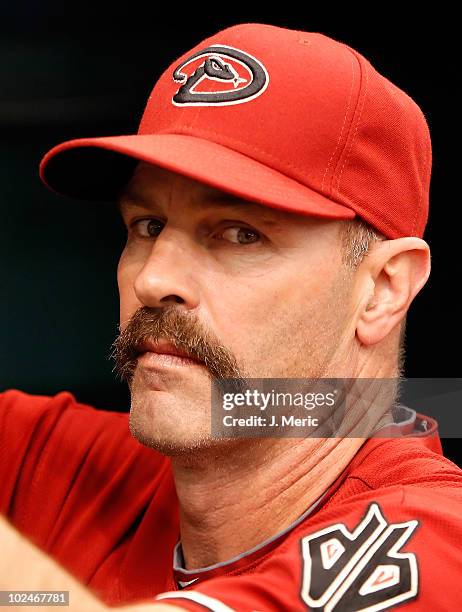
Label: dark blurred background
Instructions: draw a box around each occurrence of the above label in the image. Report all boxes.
[1,5,460,463]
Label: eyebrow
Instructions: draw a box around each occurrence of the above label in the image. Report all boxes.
[116,190,283,226]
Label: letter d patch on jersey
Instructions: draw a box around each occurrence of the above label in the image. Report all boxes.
[300,503,419,611]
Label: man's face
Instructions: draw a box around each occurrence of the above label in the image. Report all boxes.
[114,162,355,455]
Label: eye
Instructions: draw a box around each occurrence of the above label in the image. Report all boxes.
[219,226,261,245]
[130,218,164,238]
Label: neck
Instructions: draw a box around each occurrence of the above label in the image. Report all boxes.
[171,435,365,569]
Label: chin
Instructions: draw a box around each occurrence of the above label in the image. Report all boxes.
[129,418,210,456]
[126,367,248,460]
[127,386,217,458]
[128,402,248,463]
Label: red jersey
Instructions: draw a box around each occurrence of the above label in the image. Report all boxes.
[1,389,461,611]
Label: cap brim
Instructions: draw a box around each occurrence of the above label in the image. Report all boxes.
[40,133,356,221]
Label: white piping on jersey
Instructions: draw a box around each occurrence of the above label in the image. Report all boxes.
[157,590,235,611]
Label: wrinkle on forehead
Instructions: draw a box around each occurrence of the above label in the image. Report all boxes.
[116,163,331,235]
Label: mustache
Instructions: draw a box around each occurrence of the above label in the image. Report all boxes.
[109,305,245,385]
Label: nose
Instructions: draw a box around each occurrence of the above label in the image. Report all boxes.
[133,232,200,310]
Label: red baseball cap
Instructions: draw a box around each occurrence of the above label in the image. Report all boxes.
[39,23,432,239]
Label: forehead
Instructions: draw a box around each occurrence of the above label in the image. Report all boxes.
[116,162,309,226]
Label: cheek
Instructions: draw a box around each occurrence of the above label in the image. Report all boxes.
[117,254,140,328]
[214,264,346,363]
[207,272,306,356]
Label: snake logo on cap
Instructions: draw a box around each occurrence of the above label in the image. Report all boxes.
[172,45,269,107]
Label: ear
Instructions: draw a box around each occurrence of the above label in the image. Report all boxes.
[356,238,431,346]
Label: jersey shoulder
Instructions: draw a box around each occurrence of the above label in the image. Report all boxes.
[0,388,177,602]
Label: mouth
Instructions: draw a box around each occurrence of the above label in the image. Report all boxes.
[136,339,204,366]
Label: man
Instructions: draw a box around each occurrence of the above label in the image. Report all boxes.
[1,22,461,611]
